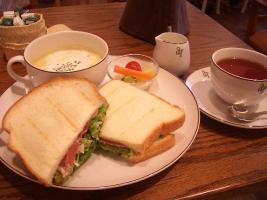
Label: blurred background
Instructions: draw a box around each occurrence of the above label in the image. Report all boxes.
[1,0,267,54]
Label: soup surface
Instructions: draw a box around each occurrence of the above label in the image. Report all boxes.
[217,58,267,80]
[33,49,102,72]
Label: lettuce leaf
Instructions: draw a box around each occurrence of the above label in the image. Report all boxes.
[98,142,133,157]
[88,103,108,140]
[53,139,97,185]
[97,135,167,159]
[75,139,96,167]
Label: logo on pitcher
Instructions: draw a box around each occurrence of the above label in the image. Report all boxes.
[176,47,183,57]
[201,70,210,78]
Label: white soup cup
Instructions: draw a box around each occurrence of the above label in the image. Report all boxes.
[7,31,109,88]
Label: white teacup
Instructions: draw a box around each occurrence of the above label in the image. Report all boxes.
[7,31,109,88]
[153,32,190,76]
[211,47,267,106]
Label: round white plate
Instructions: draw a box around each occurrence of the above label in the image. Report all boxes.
[185,67,267,129]
[0,68,200,190]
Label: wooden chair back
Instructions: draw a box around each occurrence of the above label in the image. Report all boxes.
[247,0,267,54]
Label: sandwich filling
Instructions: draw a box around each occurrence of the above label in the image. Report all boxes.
[53,103,108,185]
[98,135,166,158]
[98,140,133,158]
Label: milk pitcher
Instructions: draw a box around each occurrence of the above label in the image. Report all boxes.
[153,32,190,76]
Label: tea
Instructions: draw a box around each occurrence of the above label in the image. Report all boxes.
[217,58,267,80]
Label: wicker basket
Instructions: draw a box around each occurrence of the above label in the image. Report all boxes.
[0,13,47,60]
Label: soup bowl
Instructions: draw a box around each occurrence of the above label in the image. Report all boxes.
[211,47,267,106]
[7,31,109,87]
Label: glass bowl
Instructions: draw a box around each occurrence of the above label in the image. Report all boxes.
[107,54,159,90]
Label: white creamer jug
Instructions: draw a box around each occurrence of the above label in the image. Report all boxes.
[153,32,190,76]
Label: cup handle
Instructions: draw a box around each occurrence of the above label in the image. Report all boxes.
[7,56,31,85]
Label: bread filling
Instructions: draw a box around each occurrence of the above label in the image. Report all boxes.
[98,135,166,158]
[98,141,133,158]
[99,139,128,148]
[53,103,108,185]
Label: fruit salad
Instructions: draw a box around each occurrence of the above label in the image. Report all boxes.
[107,54,159,90]
[113,60,157,83]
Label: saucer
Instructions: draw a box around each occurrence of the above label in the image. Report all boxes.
[185,67,267,129]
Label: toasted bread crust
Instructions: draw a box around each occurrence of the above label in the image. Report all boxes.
[2,77,107,186]
[99,80,185,153]
[126,134,175,163]
[8,137,51,186]
[141,95,185,151]
[2,76,106,132]
[151,94,185,135]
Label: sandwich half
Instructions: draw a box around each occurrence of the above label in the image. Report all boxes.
[98,80,185,163]
[2,77,108,186]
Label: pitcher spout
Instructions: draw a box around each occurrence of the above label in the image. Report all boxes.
[155,32,188,44]
[155,34,164,44]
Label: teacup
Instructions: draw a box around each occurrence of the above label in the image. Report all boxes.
[211,47,267,106]
[7,31,109,88]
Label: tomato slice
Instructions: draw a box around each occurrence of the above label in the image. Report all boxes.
[125,61,142,71]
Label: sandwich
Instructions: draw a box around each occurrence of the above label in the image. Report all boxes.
[98,80,185,163]
[2,77,108,186]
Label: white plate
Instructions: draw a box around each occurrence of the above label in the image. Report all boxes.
[186,67,267,129]
[0,68,200,190]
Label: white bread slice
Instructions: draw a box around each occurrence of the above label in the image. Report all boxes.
[127,134,175,163]
[99,80,185,153]
[2,77,106,186]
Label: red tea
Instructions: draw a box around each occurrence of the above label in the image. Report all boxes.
[217,58,267,80]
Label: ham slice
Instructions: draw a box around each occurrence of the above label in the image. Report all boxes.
[59,139,80,173]
[100,139,127,148]
[58,123,90,173]
[58,137,127,176]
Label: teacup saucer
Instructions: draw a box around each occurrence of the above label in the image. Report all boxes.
[185,67,267,129]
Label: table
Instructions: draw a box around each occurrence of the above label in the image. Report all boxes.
[1,2,267,200]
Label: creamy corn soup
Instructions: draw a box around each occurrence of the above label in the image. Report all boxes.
[32,48,102,72]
